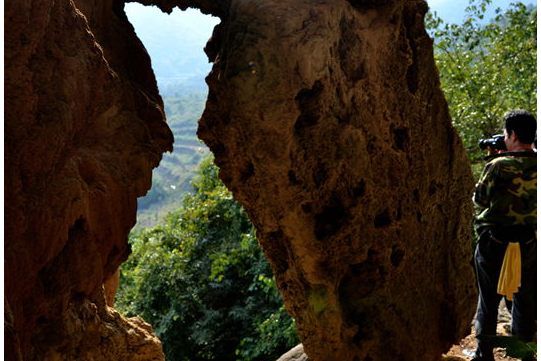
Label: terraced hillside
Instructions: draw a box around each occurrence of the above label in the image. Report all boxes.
[136,92,209,227]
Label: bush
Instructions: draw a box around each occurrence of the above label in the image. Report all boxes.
[116,156,298,361]
[426,0,536,177]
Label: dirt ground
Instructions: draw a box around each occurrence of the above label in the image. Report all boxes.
[443,300,523,361]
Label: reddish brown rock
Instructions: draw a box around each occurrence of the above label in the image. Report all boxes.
[5,0,171,359]
[104,269,121,307]
[38,299,164,361]
[198,0,476,360]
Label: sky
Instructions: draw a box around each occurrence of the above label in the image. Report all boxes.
[125,0,523,20]
[426,0,526,24]
[124,0,530,81]
[125,0,523,35]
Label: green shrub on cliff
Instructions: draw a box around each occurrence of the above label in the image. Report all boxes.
[116,156,298,361]
[426,0,536,175]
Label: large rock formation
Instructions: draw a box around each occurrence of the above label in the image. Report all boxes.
[198,1,477,360]
[5,0,171,359]
[5,0,476,360]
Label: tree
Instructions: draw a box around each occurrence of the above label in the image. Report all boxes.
[426,0,536,175]
[116,156,298,361]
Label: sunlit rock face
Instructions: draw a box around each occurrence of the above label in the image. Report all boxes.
[276,344,309,361]
[4,0,172,359]
[198,1,476,360]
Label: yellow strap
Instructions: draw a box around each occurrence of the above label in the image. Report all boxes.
[497,242,521,301]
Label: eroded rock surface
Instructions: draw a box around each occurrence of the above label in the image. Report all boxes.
[198,1,477,360]
[6,0,476,360]
[5,0,171,359]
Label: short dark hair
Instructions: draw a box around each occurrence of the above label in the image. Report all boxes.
[504,109,537,144]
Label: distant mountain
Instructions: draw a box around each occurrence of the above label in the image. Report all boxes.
[157,76,209,95]
[136,92,210,228]
[124,4,217,226]
[125,4,219,96]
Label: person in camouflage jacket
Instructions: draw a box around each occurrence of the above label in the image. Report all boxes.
[472,110,537,361]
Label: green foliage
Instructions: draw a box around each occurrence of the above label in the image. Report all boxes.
[426,0,537,174]
[478,335,537,359]
[117,156,298,361]
[235,305,298,361]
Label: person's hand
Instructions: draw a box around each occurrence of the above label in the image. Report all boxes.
[486,147,498,155]
[486,147,505,155]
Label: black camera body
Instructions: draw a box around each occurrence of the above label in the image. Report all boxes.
[479,134,506,151]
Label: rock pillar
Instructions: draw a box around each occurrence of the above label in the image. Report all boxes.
[5,0,172,359]
[198,1,476,360]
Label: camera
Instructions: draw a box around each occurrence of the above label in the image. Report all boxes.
[479,134,506,151]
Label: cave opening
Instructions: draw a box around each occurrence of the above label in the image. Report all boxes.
[124,3,218,228]
[113,4,299,361]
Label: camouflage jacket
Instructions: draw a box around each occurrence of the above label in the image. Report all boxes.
[473,152,537,234]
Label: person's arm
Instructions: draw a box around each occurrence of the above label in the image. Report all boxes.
[473,161,498,209]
